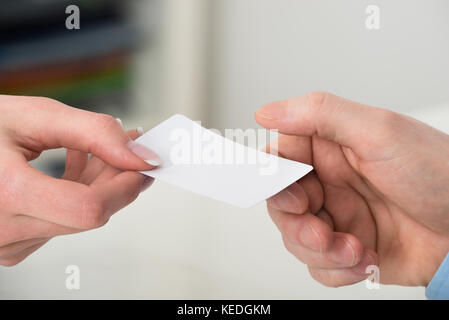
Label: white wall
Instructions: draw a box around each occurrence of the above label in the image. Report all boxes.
[209,0,449,130]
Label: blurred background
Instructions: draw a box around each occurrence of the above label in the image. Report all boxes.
[1,0,449,299]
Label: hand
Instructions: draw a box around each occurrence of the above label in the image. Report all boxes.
[0,95,161,266]
[255,91,449,287]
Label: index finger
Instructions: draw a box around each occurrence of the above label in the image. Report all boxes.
[14,163,145,230]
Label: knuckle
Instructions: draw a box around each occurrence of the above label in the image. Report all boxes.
[369,109,405,146]
[32,96,63,110]
[377,109,402,132]
[96,114,120,134]
[79,197,108,230]
[37,96,58,104]
[306,91,329,110]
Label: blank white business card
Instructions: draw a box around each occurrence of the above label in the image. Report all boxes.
[136,114,313,208]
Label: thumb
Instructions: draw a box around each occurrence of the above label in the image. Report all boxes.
[255,91,396,152]
[8,96,161,171]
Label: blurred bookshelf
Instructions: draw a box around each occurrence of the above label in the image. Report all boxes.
[0,0,147,114]
[0,0,162,176]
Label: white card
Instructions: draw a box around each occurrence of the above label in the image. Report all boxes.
[136,114,313,208]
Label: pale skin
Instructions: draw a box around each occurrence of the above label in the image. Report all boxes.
[0,95,161,266]
[255,91,449,287]
[2,93,449,289]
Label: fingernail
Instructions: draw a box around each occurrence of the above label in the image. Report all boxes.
[126,141,163,166]
[328,236,357,266]
[353,251,378,276]
[140,176,154,192]
[116,118,123,127]
[256,103,281,121]
[137,126,144,136]
[268,185,306,214]
[299,224,322,252]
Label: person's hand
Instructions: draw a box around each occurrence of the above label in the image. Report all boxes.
[255,91,449,287]
[0,95,161,266]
